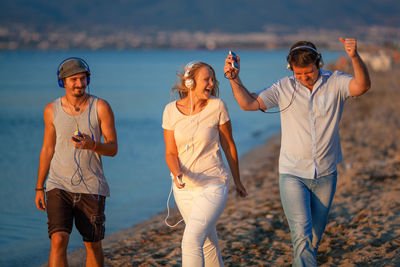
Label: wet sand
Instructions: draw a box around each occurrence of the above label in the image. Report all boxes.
[64,58,400,267]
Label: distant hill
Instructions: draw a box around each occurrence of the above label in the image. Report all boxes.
[1,0,399,33]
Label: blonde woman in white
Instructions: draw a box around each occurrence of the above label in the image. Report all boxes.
[163,62,247,266]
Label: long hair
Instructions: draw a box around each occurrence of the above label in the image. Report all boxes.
[172,62,219,99]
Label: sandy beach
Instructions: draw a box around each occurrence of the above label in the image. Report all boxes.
[62,53,400,267]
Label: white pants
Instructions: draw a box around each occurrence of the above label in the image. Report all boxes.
[173,183,228,267]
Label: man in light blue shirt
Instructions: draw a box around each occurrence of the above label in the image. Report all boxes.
[224,38,370,266]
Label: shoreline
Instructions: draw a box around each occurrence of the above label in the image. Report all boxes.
[54,58,399,266]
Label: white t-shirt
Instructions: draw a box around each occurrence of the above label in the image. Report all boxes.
[162,96,231,188]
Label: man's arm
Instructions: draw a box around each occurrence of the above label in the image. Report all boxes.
[224,55,266,111]
[95,99,118,157]
[70,98,118,156]
[339,38,371,97]
[35,103,56,211]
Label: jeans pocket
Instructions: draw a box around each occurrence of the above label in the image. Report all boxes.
[213,184,227,197]
[203,184,227,204]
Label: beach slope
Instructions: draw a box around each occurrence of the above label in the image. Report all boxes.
[63,55,400,267]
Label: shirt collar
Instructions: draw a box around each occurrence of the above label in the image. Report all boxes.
[311,69,331,95]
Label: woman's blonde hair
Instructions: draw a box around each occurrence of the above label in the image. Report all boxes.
[172,62,219,99]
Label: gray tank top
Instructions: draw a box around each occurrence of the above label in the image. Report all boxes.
[47,96,110,196]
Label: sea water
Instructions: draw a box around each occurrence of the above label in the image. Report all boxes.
[0,49,341,266]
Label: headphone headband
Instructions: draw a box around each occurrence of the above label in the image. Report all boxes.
[289,45,319,54]
[184,61,199,77]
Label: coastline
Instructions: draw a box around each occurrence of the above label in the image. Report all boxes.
[58,58,399,266]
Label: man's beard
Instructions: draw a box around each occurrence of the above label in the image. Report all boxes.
[72,87,85,97]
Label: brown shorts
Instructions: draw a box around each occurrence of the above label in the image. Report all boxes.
[46,188,106,242]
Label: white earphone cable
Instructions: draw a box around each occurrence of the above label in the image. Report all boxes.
[164,181,184,228]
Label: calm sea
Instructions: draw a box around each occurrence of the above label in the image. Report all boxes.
[0,49,340,266]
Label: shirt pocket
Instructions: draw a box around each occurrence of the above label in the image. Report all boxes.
[316,92,334,116]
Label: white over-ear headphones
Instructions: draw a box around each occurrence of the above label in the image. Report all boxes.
[184,61,198,89]
[286,46,324,70]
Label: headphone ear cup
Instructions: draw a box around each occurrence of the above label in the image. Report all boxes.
[57,68,64,87]
[314,53,324,69]
[318,56,324,69]
[185,78,194,89]
[58,78,64,88]
[87,75,90,86]
[286,53,293,70]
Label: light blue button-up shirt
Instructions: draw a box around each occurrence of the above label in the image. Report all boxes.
[258,70,353,179]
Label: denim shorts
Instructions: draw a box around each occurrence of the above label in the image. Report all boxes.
[46,188,106,242]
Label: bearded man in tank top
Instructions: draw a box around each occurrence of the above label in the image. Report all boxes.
[35,58,118,267]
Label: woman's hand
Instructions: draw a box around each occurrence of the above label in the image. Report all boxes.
[235,181,248,198]
[174,173,185,189]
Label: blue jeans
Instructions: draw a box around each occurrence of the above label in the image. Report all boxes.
[279,172,337,267]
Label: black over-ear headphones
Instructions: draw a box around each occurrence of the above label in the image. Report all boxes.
[286,46,324,70]
[57,57,91,88]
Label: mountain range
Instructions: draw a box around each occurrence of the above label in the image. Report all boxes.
[1,0,399,33]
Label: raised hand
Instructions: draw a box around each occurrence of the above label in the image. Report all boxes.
[339,37,358,58]
[224,53,240,79]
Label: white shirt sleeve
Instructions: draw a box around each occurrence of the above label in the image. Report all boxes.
[218,99,230,125]
[257,80,281,110]
[162,102,174,130]
[333,70,353,100]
